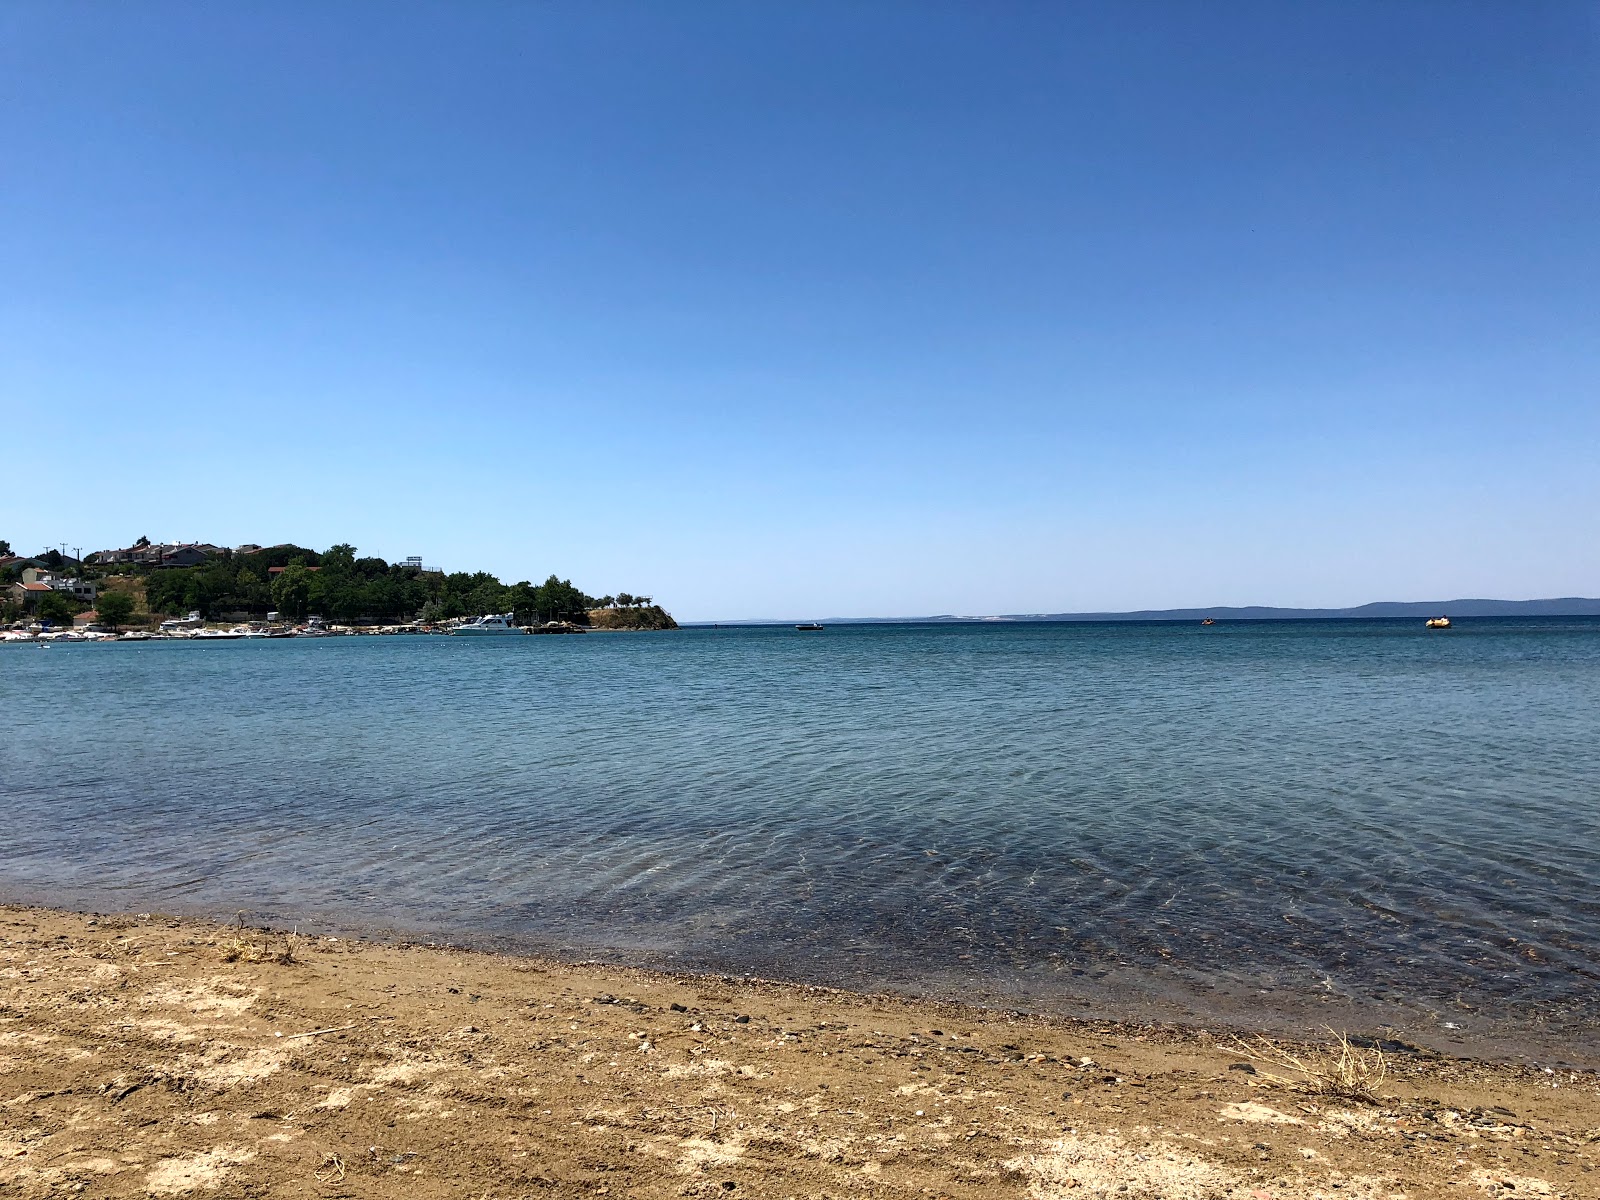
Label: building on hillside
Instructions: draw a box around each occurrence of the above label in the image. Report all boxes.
[92,542,218,568]
[8,581,54,609]
[72,610,103,630]
[21,569,97,603]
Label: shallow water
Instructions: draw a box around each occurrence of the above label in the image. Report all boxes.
[3,620,1597,1058]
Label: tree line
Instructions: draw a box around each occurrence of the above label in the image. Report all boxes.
[142,544,606,624]
[4,539,670,628]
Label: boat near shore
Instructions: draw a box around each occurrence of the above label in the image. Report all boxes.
[450,613,525,636]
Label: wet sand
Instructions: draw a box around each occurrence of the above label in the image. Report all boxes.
[2,906,1596,1199]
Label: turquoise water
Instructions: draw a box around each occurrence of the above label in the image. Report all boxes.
[3,620,1597,1056]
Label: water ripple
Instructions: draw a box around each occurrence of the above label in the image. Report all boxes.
[2,619,1597,1050]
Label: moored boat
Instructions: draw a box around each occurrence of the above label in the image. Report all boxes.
[450,613,526,636]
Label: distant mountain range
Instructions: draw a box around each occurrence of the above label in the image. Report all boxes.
[698,597,1600,626]
[943,597,1600,622]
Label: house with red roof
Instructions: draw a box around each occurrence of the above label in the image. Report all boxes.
[8,580,54,609]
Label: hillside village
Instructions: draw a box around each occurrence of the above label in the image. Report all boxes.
[0,538,675,637]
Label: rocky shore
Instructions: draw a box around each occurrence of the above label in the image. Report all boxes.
[587,604,679,630]
[1,906,1595,1198]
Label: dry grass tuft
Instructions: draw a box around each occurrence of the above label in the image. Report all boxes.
[1226,1028,1388,1104]
[313,1153,346,1183]
[215,913,299,965]
[269,932,299,965]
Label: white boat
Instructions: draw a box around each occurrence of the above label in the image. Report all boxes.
[296,616,333,638]
[158,611,205,635]
[450,613,526,636]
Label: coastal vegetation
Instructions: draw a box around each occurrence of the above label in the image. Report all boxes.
[0,537,674,629]
[587,602,678,630]
[93,589,136,630]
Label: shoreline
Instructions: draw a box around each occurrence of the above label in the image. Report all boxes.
[3,905,1595,1198]
[5,880,1591,1074]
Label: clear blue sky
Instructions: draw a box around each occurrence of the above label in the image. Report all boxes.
[3,2,1595,620]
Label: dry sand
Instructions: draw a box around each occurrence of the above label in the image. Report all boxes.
[2,906,1595,1199]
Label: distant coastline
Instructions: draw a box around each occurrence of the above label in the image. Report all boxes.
[693,596,1600,626]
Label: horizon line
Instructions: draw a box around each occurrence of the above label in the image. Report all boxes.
[683,595,1600,626]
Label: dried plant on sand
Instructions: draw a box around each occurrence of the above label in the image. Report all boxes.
[1226,1028,1388,1104]
[215,913,299,965]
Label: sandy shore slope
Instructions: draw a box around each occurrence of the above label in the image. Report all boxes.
[2,907,1595,1199]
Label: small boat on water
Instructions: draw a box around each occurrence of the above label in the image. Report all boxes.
[795,623,824,631]
[450,613,526,636]
[1200,618,1215,626]
[1425,616,1452,629]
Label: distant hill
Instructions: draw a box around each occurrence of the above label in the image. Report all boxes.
[875,598,1600,623]
[684,597,1600,626]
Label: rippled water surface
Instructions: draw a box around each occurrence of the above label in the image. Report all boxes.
[4,620,1597,1054]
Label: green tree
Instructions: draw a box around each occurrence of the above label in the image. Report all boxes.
[0,539,10,556]
[271,561,314,621]
[234,568,268,611]
[533,575,596,624]
[321,543,358,572]
[96,590,135,630]
[36,590,78,626]
[508,581,540,626]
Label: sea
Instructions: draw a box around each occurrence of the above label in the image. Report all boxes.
[4,619,1597,1063]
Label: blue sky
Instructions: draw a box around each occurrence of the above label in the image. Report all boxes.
[3,2,1596,620]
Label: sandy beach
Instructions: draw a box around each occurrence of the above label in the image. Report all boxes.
[2,907,1595,1199]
